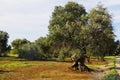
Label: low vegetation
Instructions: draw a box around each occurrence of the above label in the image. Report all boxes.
[103,69,118,80]
[0,56,118,80]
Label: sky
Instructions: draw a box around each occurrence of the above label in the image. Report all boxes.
[0,0,120,44]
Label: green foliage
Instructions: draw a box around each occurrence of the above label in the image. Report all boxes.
[18,43,41,60]
[48,2,115,61]
[115,41,120,55]
[0,30,10,56]
[11,37,52,60]
[10,49,19,55]
[9,2,115,61]
[87,4,115,60]
[0,62,33,68]
[48,1,87,58]
[0,57,26,61]
[103,69,118,80]
[58,50,65,61]
[35,37,52,60]
[70,49,81,58]
[9,49,19,57]
[11,38,30,49]
[11,38,45,60]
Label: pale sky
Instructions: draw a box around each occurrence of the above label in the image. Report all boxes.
[0,0,120,44]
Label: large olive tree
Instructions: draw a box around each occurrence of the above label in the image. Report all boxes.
[48,1,87,58]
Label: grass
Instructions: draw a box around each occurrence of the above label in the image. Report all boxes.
[0,62,33,68]
[0,56,117,80]
[103,69,118,80]
[104,56,115,59]
[0,57,26,61]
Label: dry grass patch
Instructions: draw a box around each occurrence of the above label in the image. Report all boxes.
[0,57,112,80]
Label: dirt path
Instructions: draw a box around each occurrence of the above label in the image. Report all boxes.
[115,57,120,79]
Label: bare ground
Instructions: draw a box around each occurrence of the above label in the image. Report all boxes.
[0,57,114,80]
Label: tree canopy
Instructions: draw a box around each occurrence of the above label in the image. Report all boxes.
[11,38,30,49]
[8,1,116,61]
[48,2,115,61]
[0,30,10,56]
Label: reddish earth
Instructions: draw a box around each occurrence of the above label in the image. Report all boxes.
[0,56,110,80]
[0,61,95,80]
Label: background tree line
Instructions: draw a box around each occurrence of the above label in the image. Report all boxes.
[0,1,120,61]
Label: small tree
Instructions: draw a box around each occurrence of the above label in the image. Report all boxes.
[0,30,9,56]
[11,38,31,57]
[35,37,52,60]
[115,44,120,55]
[19,43,41,60]
[11,38,30,49]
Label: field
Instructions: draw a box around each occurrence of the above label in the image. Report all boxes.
[0,57,114,80]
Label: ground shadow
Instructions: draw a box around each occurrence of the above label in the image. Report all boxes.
[0,70,15,74]
[107,67,120,70]
[115,67,120,70]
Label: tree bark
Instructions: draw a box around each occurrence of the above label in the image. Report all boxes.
[71,55,93,72]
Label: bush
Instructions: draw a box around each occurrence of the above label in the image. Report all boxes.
[58,50,65,61]
[9,49,19,56]
[18,43,52,60]
[18,44,41,60]
[103,69,118,80]
[10,49,18,54]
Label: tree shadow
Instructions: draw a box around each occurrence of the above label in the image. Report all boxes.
[0,70,15,74]
[98,66,120,72]
[115,67,120,70]
[106,67,120,70]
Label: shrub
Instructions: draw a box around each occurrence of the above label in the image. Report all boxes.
[103,69,118,80]
[58,50,65,61]
[18,44,41,60]
[10,49,19,54]
[9,49,19,56]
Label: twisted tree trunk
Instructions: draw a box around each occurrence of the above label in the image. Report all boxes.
[71,55,93,72]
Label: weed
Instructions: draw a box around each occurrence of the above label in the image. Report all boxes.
[0,62,33,68]
[103,69,118,80]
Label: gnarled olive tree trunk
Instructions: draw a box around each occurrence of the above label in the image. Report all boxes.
[71,54,93,72]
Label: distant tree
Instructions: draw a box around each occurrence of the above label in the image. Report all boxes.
[11,38,30,57]
[19,43,41,60]
[115,40,120,55]
[35,37,52,60]
[11,38,30,49]
[0,30,9,56]
[10,49,19,56]
[18,37,52,60]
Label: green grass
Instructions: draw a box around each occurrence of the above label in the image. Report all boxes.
[87,64,104,68]
[0,57,26,61]
[0,57,41,69]
[0,56,118,80]
[102,56,119,80]
[105,56,116,67]
[104,56,115,59]
[0,62,33,68]
[0,57,57,69]
[103,69,118,80]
